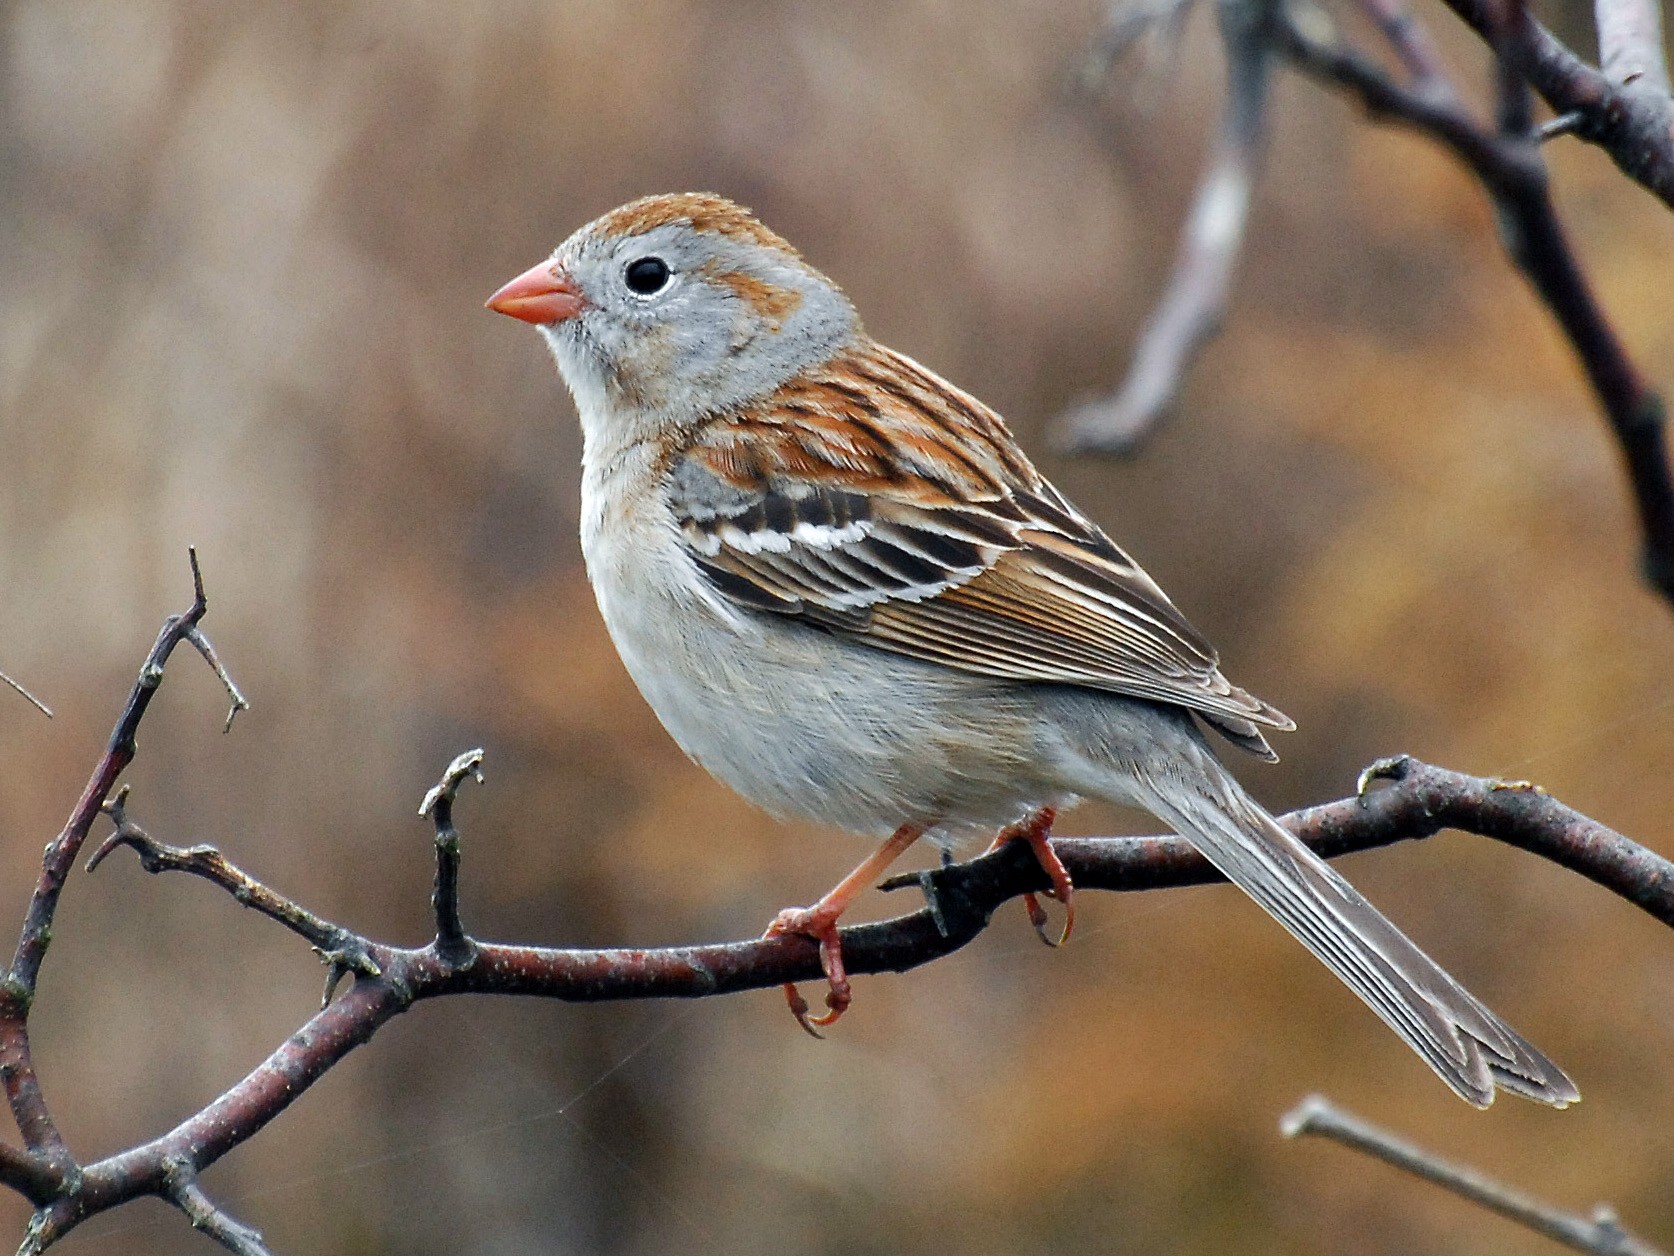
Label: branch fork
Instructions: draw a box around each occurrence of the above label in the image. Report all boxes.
[1067,0,1674,607]
[1283,1094,1669,1254]
[2,560,1671,1251]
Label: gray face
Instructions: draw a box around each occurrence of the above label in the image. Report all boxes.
[539,219,859,428]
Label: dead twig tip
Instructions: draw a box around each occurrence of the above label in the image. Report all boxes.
[419,749,486,819]
[1279,1093,1330,1138]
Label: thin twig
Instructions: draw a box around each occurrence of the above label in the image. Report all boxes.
[87,787,382,997]
[1282,1094,1668,1255]
[1538,110,1587,141]
[183,626,249,733]
[1076,0,1204,94]
[0,673,50,720]
[1059,0,1272,453]
[418,748,484,968]
[1357,0,1452,86]
[164,1158,273,1256]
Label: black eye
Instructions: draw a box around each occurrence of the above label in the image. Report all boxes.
[624,256,671,295]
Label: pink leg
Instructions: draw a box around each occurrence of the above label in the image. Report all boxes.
[987,807,1074,947]
[766,823,927,1036]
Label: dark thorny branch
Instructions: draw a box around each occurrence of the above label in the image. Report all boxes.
[1283,1095,1670,1255]
[1443,0,1674,207]
[0,563,1670,1252]
[1064,0,1674,609]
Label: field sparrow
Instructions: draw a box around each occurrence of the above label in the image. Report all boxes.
[487,193,1575,1108]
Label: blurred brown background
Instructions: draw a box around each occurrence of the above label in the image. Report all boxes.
[2,1,1671,1252]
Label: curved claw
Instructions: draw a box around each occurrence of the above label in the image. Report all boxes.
[991,807,1075,947]
[1023,891,1073,948]
[782,983,826,1038]
[769,905,854,1034]
[766,911,850,1038]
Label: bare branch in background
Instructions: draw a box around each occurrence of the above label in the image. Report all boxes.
[1076,0,1202,93]
[1595,0,1670,95]
[1438,0,1674,212]
[1356,0,1451,84]
[1072,0,1674,606]
[1059,0,1271,453]
[1432,0,1674,205]
[0,564,1667,1250]
[1271,0,1674,604]
[1282,1095,1669,1255]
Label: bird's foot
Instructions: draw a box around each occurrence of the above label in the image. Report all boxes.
[989,807,1073,947]
[765,821,928,1037]
[766,904,851,1038]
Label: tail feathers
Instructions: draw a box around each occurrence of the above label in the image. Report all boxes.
[1143,772,1577,1109]
[1200,712,1280,762]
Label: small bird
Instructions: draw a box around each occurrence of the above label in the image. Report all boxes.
[487,192,1576,1108]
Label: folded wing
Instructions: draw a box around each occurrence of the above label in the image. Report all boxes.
[667,344,1293,755]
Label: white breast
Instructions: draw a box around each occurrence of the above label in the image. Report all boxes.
[572,403,1072,846]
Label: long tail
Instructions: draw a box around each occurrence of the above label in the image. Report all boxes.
[1121,748,1577,1108]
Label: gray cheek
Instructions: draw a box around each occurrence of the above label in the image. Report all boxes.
[631,322,700,408]
[643,310,761,406]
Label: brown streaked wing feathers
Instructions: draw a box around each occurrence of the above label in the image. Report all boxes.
[670,343,1294,745]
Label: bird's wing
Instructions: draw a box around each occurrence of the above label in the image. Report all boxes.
[666,344,1292,752]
